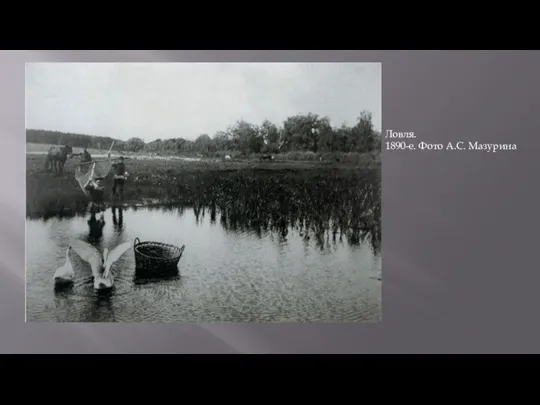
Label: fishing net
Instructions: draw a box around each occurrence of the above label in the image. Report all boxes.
[74,160,114,197]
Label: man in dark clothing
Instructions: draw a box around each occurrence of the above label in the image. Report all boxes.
[81,147,91,163]
[74,147,92,172]
[112,156,127,198]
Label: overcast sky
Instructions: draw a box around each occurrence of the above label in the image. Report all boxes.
[26,63,381,142]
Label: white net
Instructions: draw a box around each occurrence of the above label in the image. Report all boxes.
[74,159,114,197]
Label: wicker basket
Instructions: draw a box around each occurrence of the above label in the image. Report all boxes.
[134,237,185,276]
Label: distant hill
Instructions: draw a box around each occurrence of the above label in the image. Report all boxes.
[26,129,121,150]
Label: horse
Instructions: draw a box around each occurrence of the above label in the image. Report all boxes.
[45,145,73,174]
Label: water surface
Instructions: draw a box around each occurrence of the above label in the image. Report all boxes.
[26,205,381,322]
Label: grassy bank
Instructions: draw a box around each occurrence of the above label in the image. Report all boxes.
[27,142,381,167]
[198,149,381,165]
[28,155,377,214]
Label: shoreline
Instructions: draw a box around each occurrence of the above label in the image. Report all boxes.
[26,153,381,220]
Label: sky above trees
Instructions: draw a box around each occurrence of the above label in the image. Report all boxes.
[26,63,381,142]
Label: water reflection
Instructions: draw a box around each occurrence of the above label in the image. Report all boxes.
[28,204,381,322]
[53,288,74,321]
[54,282,73,295]
[88,291,115,322]
[29,169,381,254]
[87,209,105,242]
[112,206,124,233]
[27,169,382,322]
[179,179,379,254]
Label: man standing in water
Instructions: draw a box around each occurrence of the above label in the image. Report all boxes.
[112,156,127,198]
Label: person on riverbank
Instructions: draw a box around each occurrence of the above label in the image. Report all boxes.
[112,156,128,198]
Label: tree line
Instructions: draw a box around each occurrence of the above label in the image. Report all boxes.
[26,111,381,156]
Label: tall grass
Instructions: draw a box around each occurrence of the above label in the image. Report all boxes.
[27,154,381,252]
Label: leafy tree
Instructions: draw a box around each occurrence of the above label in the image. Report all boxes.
[194,134,212,154]
[125,137,145,152]
[229,120,262,155]
[26,109,381,157]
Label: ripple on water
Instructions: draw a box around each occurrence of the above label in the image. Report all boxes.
[27,202,381,323]
[50,274,187,323]
[71,274,135,297]
[113,280,186,322]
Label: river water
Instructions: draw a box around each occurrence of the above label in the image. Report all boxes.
[26,204,381,323]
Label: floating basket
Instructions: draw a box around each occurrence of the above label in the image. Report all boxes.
[133,237,185,276]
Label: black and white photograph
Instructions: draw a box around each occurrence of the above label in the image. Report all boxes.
[25,62,382,323]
